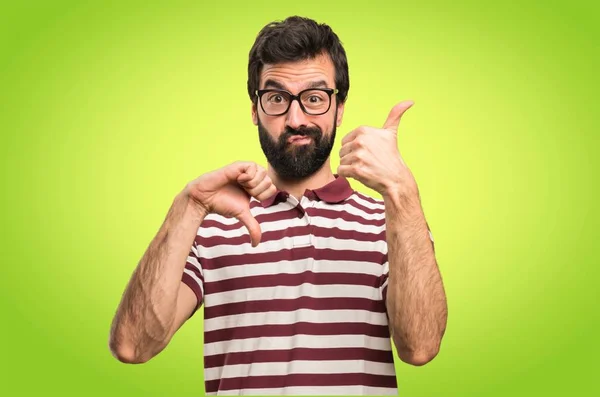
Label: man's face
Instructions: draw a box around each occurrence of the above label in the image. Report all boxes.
[252,53,345,181]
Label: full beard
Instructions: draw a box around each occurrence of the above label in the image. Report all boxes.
[258,117,336,182]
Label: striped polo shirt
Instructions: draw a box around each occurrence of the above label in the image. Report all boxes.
[182,176,396,395]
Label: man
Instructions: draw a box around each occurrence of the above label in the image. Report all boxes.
[109,16,447,395]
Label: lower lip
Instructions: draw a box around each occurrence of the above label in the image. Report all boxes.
[288,136,312,145]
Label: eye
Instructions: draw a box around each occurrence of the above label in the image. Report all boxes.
[267,93,286,103]
[307,95,324,103]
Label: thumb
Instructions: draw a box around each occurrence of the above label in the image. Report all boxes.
[382,100,414,131]
[236,210,262,247]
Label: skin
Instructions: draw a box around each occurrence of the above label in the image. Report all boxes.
[109,52,447,367]
[252,53,344,199]
[108,162,276,363]
[338,102,448,365]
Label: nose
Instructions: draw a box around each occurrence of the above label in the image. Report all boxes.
[285,99,309,130]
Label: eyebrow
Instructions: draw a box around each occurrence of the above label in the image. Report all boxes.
[263,79,286,90]
[306,80,328,89]
[263,79,330,91]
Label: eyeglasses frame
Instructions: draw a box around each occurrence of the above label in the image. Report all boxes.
[255,88,339,116]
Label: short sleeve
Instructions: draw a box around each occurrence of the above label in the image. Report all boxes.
[181,238,204,316]
[427,222,435,252]
[380,255,390,304]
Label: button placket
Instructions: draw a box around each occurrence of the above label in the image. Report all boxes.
[287,196,309,247]
[303,197,317,272]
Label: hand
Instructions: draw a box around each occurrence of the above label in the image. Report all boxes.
[185,162,276,246]
[338,101,418,198]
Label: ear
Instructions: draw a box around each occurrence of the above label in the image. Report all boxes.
[251,102,258,126]
[336,102,345,127]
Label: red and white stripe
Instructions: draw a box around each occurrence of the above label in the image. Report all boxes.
[184,192,397,395]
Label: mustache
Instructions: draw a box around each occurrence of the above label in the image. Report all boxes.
[280,126,322,142]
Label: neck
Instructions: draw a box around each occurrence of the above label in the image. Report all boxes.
[268,159,336,200]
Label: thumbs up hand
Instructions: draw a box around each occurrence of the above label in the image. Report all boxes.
[337,101,419,198]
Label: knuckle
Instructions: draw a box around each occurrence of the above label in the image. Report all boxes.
[243,179,257,189]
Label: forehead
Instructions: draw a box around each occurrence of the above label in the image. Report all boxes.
[260,53,335,90]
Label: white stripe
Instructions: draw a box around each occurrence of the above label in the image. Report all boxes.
[307,215,386,234]
[382,261,389,276]
[190,243,199,257]
[183,266,204,296]
[205,359,396,381]
[205,258,384,282]
[204,308,388,332]
[204,334,392,356]
[206,283,380,307]
[317,200,386,221]
[186,255,201,269]
[204,204,293,225]
[198,211,386,239]
[203,213,239,225]
[251,203,297,217]
[207,385,397,396]
[380,274,389,287]
[200,235,385,259]
[380,262,390,298]
[350,193,385,210]
[198,216,303,238]
[203,194,384,225]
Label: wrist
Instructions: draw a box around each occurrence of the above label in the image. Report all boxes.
[382,186,424,220]
[179,187,208,221]
[381,179,419,204]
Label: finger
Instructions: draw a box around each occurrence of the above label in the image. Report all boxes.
[237,172,252,184]
[341,127,361,146]
[238,166,266,189]
[339,142,353,158]
[339,151,359,166]
[245,176,276,201]
[255,183,277,202]
[243,163,258,182]
[337,164,356,179]
[226,161,257,182]
[382,100,414,131]
[236,210,262,247]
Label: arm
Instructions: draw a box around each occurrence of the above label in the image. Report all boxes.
[108,190,206,364]
[383,189,447,366]
[109,162,276,364]
[337,101,448,366]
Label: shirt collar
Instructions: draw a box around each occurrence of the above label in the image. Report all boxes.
[260,175,354,208]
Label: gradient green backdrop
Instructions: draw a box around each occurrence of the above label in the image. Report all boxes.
[1,1,598,396]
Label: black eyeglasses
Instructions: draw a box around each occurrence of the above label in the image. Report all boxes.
[255,88,339,116]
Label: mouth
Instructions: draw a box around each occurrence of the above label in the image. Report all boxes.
[287,135,313,145]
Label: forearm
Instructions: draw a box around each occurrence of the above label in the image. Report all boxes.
[383,190,447,365]
[109,189,205,363]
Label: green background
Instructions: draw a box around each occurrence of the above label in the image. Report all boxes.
[1,0,598,395]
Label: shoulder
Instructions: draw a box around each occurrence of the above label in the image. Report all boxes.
[343,191,386,215]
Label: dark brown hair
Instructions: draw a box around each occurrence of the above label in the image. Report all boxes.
[247,16,349,104]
